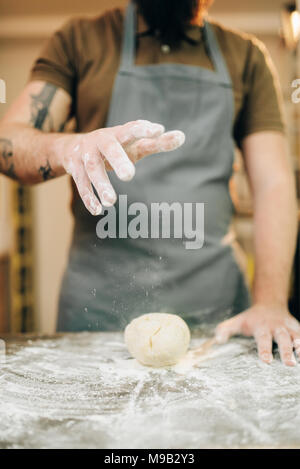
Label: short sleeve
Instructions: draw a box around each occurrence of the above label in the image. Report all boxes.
[28,19,77,99]
[234,39,286,148]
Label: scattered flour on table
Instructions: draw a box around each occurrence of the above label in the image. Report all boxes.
[0,332,300,449]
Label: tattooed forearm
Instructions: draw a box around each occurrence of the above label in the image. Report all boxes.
[0,138,17,179]
[30,83,57,131]
[0,134,55,182]
[38,159,55,181]
[0,81,72,183]
[29,84,65,180]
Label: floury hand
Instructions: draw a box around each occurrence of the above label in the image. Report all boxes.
[215,304,300,367]
[54,120,186,215]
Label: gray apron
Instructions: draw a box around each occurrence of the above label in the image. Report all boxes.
[57,2,251,332]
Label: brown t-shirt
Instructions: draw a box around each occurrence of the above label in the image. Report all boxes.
[29,7,285,148]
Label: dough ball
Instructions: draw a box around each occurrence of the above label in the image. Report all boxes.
[124,313,191,367]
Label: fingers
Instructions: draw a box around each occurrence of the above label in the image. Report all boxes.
[96,132,136,181]
[254,329,273,364]
[127,130,186,163]
[285,317,300,359]
[94,123,185,176]
[290,328,300,359]
[293,337,300,359]
[113,120,165,146]
[97,120,166,179]
[66,158,102,216]
[63,122,186,214]
[82,151,117,207]
[274,327,297,367]
[215,314,244,345]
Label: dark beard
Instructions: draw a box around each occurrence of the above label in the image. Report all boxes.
[134,0,200,47]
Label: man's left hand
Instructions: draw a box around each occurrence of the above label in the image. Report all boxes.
[215,304,300,366]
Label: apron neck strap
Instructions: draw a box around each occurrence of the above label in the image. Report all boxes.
[120,1,232,86]
[202,21,232,86]
[120,1,137,72]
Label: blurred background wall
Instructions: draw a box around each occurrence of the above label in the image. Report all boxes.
[0,0,299,333]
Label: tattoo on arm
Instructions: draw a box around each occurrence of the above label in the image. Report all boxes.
[0,137,54,182]
[0,84,70,182]
[29,83,58,131]
[0,138,16,179]
[30,83,66,181]
[38,160,55,181]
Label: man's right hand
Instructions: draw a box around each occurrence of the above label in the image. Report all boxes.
[55,120,185,215]
[0,82,185,213]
